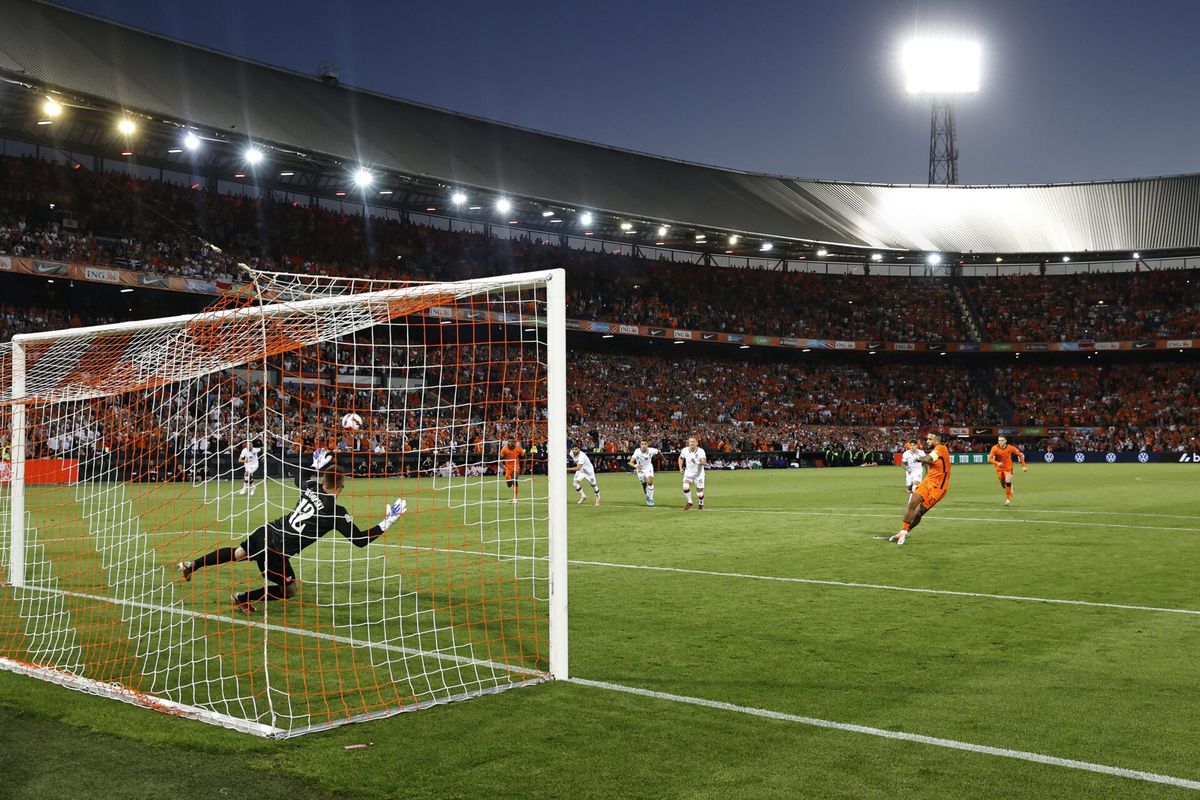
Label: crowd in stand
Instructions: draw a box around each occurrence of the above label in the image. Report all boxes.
[3,153,1198,346]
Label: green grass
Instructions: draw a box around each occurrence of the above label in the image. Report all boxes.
[2,463,1199,798]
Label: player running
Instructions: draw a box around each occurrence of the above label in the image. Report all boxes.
[988,435,1027,505]
[178,467,406,612]
[900,439,925,500]
[237,439,262,496]
[568,445,601,506]
[678,437,707,510]
[628,439,660,506]
[499,436,525,503]
[891,431,950,546]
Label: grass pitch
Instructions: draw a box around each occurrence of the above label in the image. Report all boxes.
[2,462,1199,798]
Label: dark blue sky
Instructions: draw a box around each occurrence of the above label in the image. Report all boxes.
[56,0,1200,185]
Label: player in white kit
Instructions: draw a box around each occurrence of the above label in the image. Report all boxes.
[568,445,601,506]
[238,439,262,495]
[678,436,707,510]
[900,439,926,500]
[628,439,660,507]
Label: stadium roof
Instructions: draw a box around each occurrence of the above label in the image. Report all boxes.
[2,0,1200,256]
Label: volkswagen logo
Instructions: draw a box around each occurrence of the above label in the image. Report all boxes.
[1074,453,1086,463]
[1105,452,1117,463]
[1044,452,1055,462]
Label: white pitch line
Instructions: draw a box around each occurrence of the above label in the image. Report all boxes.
[568,678,1200,793]
[601,502,1200,533]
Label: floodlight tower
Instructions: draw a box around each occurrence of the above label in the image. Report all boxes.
[902,39,980,185]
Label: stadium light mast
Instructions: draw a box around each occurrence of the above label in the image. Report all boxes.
[902,38,980,185]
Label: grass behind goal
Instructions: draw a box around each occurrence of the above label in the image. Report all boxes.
[2,463,1198,799]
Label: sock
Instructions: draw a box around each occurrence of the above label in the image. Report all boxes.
[901,522,911,532]
[684,488,693,503]
[697,491,704,507]
[1005,486,1013,499]
[640,480,647,496]
[647,485,655,502]
[592,484,600,498]
[242,583,289,604]
[193,547,236,569]
[575,485,585,499]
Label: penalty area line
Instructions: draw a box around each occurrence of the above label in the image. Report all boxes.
[569,678,1200,792]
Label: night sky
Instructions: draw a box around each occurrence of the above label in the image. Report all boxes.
[53,0,1200,185]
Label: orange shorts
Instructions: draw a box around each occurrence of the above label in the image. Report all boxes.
[504,467,518,481]
[914,482,948,510]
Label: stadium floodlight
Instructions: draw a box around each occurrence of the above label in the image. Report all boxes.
[542,210,555,217]
[495,197,512,214]
[42,98,63,118]
[353,168,374,189]
[902,38,981,95]
[579,212,594,226]
[760,242,773,252]
[816,248,828,258]
[1132,252,1140,259]
[244,146,264,165]
[1062,255,1071,262]
[450,191,468,206]
[871,253,883,262]
[619,222,633,231]
[183,132,201,151]
[728,234,739,245]
[116,117,137,135]
[927,253,942,265]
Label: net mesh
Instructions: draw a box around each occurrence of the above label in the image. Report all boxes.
[1,269,556,736]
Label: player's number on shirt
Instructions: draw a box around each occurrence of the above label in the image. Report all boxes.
[288,499,317,533]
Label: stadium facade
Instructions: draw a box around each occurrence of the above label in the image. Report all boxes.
[3,0,1200,260]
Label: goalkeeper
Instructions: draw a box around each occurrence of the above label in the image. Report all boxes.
[178,467,406,613]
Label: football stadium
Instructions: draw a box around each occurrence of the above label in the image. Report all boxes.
[1,1,1198,797]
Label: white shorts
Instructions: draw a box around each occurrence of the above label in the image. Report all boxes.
[244,462,260,476]
[682,472,705,490]
[905,475,921,489]
[636,469,655,481]
[573,471,597,486]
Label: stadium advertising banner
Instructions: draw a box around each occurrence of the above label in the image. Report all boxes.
[895,451,1195,466]
[4,255,1198,354]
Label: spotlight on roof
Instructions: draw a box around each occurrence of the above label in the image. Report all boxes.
[657,225,669,237]
[580,212,594,226]
[496,197,512,214]
[542,210,555,217]
[117,117,137,135]
[871,253,883,262]
[901,38,982,95]
[244,146,264,165]
[620,222,634,231]
[816,248,828,258]
[183,132,202,151]
[927,253,942,265]
[1132,252,1140,259]
[1062,255,1071,262]
[695,234,707,242]
[353,168,374,188]
[760,242,773,252]
[728,234,739,245]
[450,191,468,205]
[42,98,63,118]
[995,257,1003,263]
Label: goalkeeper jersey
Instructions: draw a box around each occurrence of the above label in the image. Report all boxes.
[266,483,383,556]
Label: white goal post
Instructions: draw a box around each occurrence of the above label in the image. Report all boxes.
[1,267,568,737]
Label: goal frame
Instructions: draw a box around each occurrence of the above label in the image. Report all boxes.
[3,267,569,736]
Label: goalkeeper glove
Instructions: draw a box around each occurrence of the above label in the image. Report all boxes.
[378,497,407,532]
[312,448,333,470]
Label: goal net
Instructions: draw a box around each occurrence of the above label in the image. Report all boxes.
[0,267,568,737]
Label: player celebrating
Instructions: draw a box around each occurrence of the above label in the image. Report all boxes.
[891,431,951,546]
[237,439,262,496]
[499,436,525,503]
[629,439,660,507]
[678,436,707,510]
[568,445,601,506]
[900,439,925,500]
[988,435,1028,505]
[178,468,406,612]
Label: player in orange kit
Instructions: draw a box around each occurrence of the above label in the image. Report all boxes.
[891,431,951,546]
[988,435,1027,505]
[499,436,525,503]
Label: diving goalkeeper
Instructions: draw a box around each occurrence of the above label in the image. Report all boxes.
[177,467,406,613]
